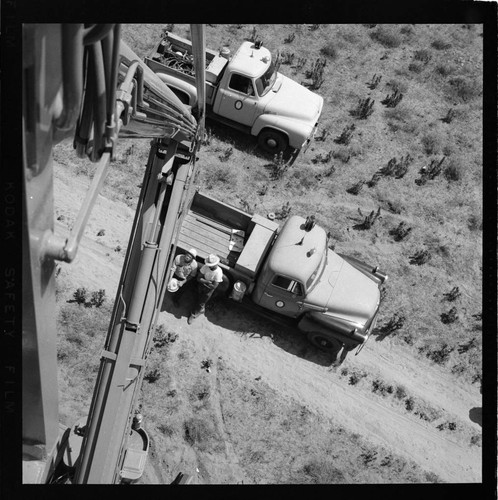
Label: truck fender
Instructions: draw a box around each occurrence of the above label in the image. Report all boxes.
[252,114,314,150]
[298,315,365,348]
[155,73,198,106]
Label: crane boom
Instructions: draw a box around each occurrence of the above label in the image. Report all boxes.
[22,23,206,484]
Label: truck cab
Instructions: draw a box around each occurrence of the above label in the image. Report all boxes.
[252,215,385,350]
[212,40,324,153]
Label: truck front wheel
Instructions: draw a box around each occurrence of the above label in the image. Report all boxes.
[257,129,288,154]
[307,331,342,354]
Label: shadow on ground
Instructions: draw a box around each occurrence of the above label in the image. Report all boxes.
[161,284,344,368]
[204,118,296,164]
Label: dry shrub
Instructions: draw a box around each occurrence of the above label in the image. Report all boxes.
[431,38,452,50]
[370,26,402,48]
[204,163,238,190]
[320,41,338,59]
[467,213,482,231]
[183,416,218,451]
[332,146,351,163]
[408,62,424,74]
[447,76,480,102]
[443,159,464,182]
[299,459,346,484]
[421,132,444,155]
[400,25,415,36]
[384,105,418,134]
[434,63,457,78]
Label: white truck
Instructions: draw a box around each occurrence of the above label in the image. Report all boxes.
[145,32,324,156]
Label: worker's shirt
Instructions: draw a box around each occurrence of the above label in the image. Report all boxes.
[173,255,198,280]
[199,265,223,283]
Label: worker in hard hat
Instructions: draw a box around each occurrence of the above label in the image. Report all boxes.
[169,248,198,306]
[188,254,223,324]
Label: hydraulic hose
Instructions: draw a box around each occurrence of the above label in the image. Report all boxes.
[83,24,114,45]
[55,24,84,133]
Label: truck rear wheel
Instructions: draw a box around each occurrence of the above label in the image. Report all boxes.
[307,331,342,354]
[257,129,288,154]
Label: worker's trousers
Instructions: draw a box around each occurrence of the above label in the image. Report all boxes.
[192,283,215,316]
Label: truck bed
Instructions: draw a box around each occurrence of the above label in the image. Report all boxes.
[176,191,280,280]
[177,211,240,267]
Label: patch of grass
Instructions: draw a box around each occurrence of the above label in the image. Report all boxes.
[409,249,431,265]
[384,105,418,134]
[415,157,446,185]
[347,180,365,196]
[157,423,175,437]
[334,124,356,145]
[443,286,461,302]
[267,151,292,180]
[347,369,368,386]
[440,307,458,324]
[389,222,412,242]
[144,368,161,383]
[298,459,347,483]
[90,289,106,308]
[431,38,452,50]
[368,155,413,187]
[375,312,406,340]
[204,163,239,190]
[153,325,178,348]
[418,342,454,365]
[73,287,88,305]
[371,379,394,397]
[332,146,351,163]
[367,74,382,90]
[304,58,326,90]
[467,214,482,232]
[381,88,403,107]
[352,207,382,231]
[421,133,444,155]
[370,26,402,48]
[283,32,296,44]
[443,159,464,182]
[183,416,219,451]
[413,49,432,65]
[400,25,415,36]
[408,62,425,74]
[350,97,375,119]
[447,76,481,102]
[434,63,457,78]
[320,41,338,59]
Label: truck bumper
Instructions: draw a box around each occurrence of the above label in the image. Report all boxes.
[302,120,320,152]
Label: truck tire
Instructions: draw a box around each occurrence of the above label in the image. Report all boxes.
[307,331,342,354]
[257,129,288,154]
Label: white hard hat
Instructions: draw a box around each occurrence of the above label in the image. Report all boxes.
[187,248,197,258]
[205,254,220,266]
[167,278,179,292]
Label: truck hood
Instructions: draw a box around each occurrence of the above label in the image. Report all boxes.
[264,74,323,124]
[306,250,380,327]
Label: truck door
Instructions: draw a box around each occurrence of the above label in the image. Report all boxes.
[257,274,304,318]
[215,73,259,126]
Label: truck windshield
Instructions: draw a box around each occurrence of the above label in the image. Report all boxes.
[255,61,277,97]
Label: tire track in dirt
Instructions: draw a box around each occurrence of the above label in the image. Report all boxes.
[173,316,481,483]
